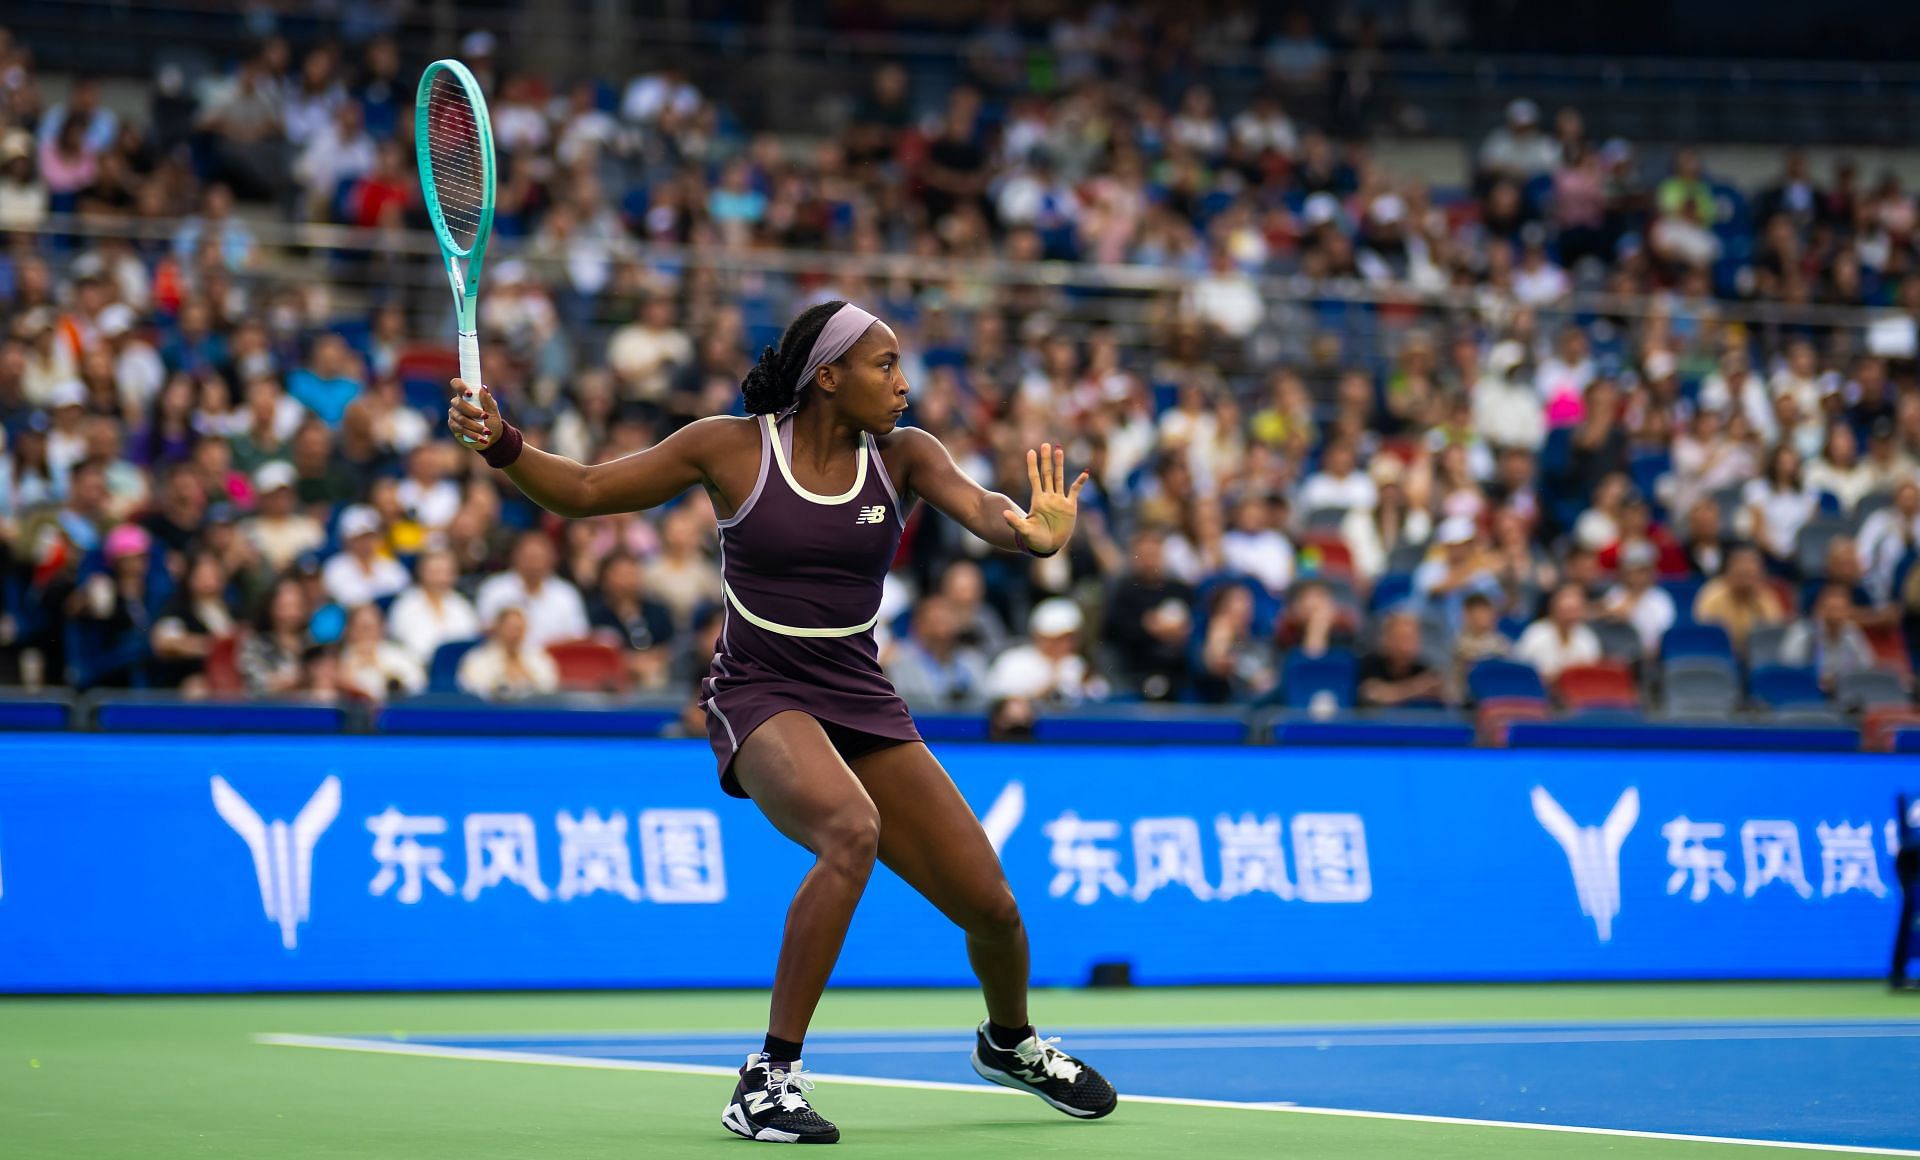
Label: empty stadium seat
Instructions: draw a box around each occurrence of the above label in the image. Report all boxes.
[1748,665,1827,710]
[1662,623,1735,664]
[1467,658,1548,704]
[1835,669,1910,713]
[1385,543,1429,574]
[1771,704,1846,725]
[1304,507,1349,532]
[1557,663,1641,711]
[1660,662,1740,717]
[1746,624,1789,670]
[547,639,630,693]
[1854,490,1896,529]
[1794,517,1852,578]
[1589,619,1643,665]
[1281,650,1358,711]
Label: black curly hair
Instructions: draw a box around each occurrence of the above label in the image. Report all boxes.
[741,299,850,415]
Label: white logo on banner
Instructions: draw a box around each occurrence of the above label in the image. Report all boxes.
[211,774,341,949]
[636,809,728,902]
[1044,812,1129,905]
[1740,820,1813,899]
[556,810,644,901]
[1215,814,1294,901]
[367,808,456,903]
[462,813,551,900]
[1533,786,1639,942]
[979,782,1025,855]
[1291,813,1373,903]
[1131,817,1215,901]
[1816,822,1888,898]
[1660,817,1736,902]
[1041,809,1368,906]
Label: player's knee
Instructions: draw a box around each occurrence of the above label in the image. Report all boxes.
[965,883,1023,940]
[816,805,880,877]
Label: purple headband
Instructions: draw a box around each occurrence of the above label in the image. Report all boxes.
[792,303,879,405]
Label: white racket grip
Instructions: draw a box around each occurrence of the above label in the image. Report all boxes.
[457,329,482,445]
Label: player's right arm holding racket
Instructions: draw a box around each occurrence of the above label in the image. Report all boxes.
[449,385,743,516]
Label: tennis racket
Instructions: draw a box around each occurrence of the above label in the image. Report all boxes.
[415,59,496,444]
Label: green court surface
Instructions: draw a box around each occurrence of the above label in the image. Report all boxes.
[1,983,1913,1158]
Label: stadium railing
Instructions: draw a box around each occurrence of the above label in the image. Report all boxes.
[0,687,1905,752]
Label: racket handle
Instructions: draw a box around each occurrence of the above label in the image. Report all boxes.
[457,329,481,446]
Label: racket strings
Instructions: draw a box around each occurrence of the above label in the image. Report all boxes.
[425,73,487,250]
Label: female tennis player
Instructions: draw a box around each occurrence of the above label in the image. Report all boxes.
[448,301,1116,1144]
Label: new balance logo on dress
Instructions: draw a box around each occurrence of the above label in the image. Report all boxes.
[855,505,887,524]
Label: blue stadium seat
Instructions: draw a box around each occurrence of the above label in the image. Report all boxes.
[1629,452,1672,517]
[95,700,348,733]
[428,638,482,693]
[1281,650,1357,710]
[1660,578,1704,623]
[1748,665,1828,710]
[1369,572,1414,612]
[0,698,71,730]
[378,700,677,737]
[1467,658,1549,703]
[1662,623,1734,664]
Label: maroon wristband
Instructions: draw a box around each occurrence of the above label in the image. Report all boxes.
[1012,526,1060,558]
[479,422,524,469]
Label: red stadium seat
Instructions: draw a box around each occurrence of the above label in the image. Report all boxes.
[547,639,630,693]
[1864,623,1912,675]
[203,633,243,694]
[1555,663,1641,711]
[1298,535,1356,578]
[1863,707,1920,753]
[1476,697,1552,747]
[395,345,461,381]
[1765,579,1798,618]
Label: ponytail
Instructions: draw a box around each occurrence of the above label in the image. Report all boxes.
[741,299,847,415]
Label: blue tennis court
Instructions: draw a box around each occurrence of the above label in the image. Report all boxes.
[286,1020,1920,1154]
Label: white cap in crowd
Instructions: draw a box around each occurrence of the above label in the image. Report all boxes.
[337,504,382,540]
[253,460,297,493]
[1437,516,1479,547]
[1029,598,1085,638]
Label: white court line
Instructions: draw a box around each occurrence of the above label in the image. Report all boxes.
[402,1018,1920,1043]
[433,1026,1920,1055]
[254,1033,1920,1157]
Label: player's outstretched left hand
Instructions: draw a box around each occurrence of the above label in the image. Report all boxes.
[1004,443,1088,556]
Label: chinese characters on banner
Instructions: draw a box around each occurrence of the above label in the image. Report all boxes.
[367,806,727,905]
[1662,816,1891,903]
[1043,810,1371,905]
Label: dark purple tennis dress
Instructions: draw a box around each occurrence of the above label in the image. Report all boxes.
[702,412,922,796]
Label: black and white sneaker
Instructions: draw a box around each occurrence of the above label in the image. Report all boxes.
[721,1053,840,1144]
[970,1023,1117,1119]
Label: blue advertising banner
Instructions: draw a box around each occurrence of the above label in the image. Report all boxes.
[0,737,1909,991]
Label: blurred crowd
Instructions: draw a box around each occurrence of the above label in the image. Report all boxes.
[3,9,1920,721]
